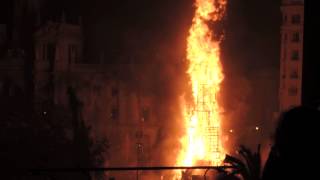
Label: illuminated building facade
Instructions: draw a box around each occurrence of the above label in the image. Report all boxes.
[279,0,304,112]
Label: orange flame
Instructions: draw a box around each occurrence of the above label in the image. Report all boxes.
[177,0,227,167]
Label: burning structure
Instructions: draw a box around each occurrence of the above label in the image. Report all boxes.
[177,0,227,168]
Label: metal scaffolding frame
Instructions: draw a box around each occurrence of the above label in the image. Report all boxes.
[192,83,221,164]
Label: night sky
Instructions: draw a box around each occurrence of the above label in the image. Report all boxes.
[1,0,280,65]
[1,0,280,66]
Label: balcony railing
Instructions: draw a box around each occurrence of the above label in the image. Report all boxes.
[5,166,234,180]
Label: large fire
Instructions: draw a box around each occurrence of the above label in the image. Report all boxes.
[177,0,227,167]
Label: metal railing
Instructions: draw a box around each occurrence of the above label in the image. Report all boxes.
[24,166,234,180]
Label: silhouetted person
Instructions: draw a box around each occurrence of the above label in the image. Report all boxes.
[262,106,320,180]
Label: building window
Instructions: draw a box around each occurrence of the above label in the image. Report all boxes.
[284,33,287,42]
[111,87,119,97]
[283,15,287,24]
[68,45,72,64]
[110,107,119,121]
[47,43,56,61]
[282,74,286,79]
[291,50,299,61]
[290,70,299,79]
[136,143,144,163]
[68,44,79,63]
[291,14,301,24]
[42,44,46,61]
[292,32,300,42]
[141,107,150,122]
[288,87,298,96]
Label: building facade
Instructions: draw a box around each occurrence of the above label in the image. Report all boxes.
[0,14,163,179]
[33,18,161,168]
[279,0,304,112]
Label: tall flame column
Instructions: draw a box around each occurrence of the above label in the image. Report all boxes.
[177,0,227,166]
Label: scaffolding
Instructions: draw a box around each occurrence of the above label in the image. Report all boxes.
[193,84,221,165]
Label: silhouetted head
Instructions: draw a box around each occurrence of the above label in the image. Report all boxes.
[274,106,320,162]
[262,106,320,179]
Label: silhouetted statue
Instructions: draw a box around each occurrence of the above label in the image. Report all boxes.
[262,106,320,180]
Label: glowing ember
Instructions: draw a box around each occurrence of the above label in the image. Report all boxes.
[177,0,227,167]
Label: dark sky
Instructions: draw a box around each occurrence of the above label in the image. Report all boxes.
[70,0,280,73]
[52,0,280,68]
[1,0,280,66]
[223,0,281,71]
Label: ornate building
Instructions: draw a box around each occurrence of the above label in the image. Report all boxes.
[279,0,304,112]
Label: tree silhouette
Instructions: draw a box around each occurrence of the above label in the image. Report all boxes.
[0,81,106,179]
[220,145,261,180]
